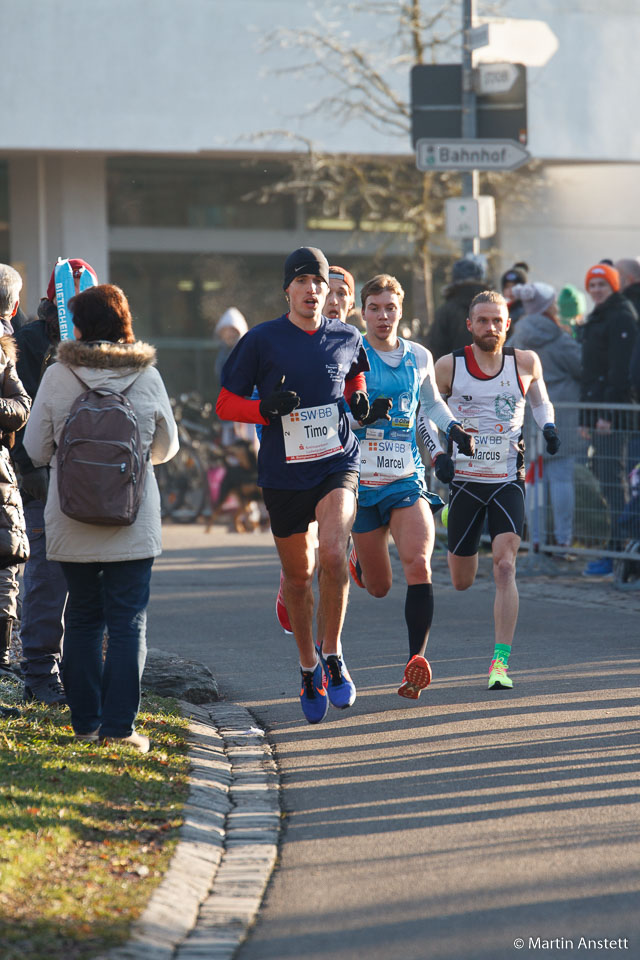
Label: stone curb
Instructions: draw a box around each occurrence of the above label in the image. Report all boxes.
[99,701,280,960]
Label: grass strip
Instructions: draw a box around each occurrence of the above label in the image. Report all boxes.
[0,680,191,960]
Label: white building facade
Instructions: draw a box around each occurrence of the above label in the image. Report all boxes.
[3,0,639,388]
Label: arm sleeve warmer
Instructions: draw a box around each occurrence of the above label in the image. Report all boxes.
[216,387,268,425]
[527,377,556,429]
[416,409,445,462]
[418,353,456,433]
[343,371,367,404]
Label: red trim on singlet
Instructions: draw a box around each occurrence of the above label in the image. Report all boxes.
[216,387,268,425]
[511,350,526,396]
[463,345,496,380]
[463,345,525,395]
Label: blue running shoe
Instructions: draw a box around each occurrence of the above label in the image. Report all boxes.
[299,662,329,724]
[318,649,356,709]
[582,557,613,577]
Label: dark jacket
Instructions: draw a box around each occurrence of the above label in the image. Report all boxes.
[10,317,54,478]
[623,281,640,321]
[579,291,638,427]
[0,335,31,564]
[426,279,486,360]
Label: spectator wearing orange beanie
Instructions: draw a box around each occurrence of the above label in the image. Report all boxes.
[580,259,639,576]
[584,262,620,294]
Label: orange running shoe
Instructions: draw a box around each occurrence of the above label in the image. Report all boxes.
[397,655,432,700]
[348,546,364,589]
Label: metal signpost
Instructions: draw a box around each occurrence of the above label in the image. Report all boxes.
[410,1,555,253]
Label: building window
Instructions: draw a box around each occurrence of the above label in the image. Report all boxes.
[107,157,297,230]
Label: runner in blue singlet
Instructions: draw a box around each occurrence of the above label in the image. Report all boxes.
[348,274,475,699]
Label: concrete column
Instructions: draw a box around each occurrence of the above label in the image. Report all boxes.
[9,153,108,316]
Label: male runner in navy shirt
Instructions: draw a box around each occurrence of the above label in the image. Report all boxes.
[216,247,370,724]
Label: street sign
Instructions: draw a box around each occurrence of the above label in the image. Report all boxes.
[416,138,531,172]
[445,196,496,239]
[411,64,527,146]
[467,24,489,51]
[474,62,519,96]
[473,19,558,67]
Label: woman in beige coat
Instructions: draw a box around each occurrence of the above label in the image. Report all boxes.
[24,284,178,752]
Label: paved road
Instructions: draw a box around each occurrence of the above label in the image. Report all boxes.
[149,524,639,960]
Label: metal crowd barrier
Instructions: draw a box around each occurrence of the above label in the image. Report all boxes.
[520,401,640,588]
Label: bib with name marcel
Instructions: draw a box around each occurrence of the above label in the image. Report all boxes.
[354,338,424,497]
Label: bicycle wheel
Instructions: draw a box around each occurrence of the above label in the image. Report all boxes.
[613,540,640,590]
[156,445,206,523]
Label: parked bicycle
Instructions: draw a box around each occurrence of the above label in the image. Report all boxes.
[156,393,264,530]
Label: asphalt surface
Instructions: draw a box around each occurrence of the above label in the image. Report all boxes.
[148,524,639,960]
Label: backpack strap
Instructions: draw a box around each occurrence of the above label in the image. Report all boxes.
[67,367,141,396]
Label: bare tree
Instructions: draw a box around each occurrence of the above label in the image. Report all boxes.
[253,0,533,332]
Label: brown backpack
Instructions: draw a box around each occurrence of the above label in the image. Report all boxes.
[56,371,147,526]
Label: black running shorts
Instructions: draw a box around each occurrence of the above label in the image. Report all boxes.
[447,479,526,557]
[263,470,359,539]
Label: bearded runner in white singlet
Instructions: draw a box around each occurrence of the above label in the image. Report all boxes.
[420,290,561,691]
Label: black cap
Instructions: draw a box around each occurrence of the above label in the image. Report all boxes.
[501,264,528,289]
[283,247,329,290]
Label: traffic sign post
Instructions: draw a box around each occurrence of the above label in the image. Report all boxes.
[409,0,544,253]
[416,138,531,172]
[410,63,527,146]
[473,62,519,96]
[445,196,496,239]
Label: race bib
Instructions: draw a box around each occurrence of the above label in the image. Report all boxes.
[359,438,415,487]
[282,403,343,463]
[455,418,510,479]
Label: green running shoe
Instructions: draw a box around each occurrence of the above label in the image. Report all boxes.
[488,658,513,690]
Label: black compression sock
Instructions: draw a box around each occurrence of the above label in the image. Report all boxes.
[405,583,434,660]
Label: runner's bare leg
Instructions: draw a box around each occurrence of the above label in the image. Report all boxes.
[275,531,318,668]
[315,486,357,655]
[491,532,520,645]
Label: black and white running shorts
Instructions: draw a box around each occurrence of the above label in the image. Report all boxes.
[447,479,526,557]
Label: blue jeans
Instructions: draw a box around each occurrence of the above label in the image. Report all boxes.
[60,558,153,737]
[20,499,67,681]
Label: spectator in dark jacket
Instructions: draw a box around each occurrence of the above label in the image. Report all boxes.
[426,255,486,360]
[12,258,99,705]
[579,262,639,575]
[501,262,528,330]
[615,257,640,320]
[0,266,31,680]
[509,282,583,553]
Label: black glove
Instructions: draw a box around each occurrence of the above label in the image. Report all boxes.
[19,466,49,502]
[349,391,370,423]
[359,397,392,426]
[543,423,561,455]
[448,422,475,458]
[433,453,455,484]
[259,376,300,421]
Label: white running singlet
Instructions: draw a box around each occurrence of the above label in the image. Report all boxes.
[448,347,526,482]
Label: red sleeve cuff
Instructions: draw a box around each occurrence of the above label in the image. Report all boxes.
[216,387,268,425]
[343,371,367,403]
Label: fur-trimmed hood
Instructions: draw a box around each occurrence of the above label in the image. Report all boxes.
[56,338,156,371]
[0,334,18,366]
